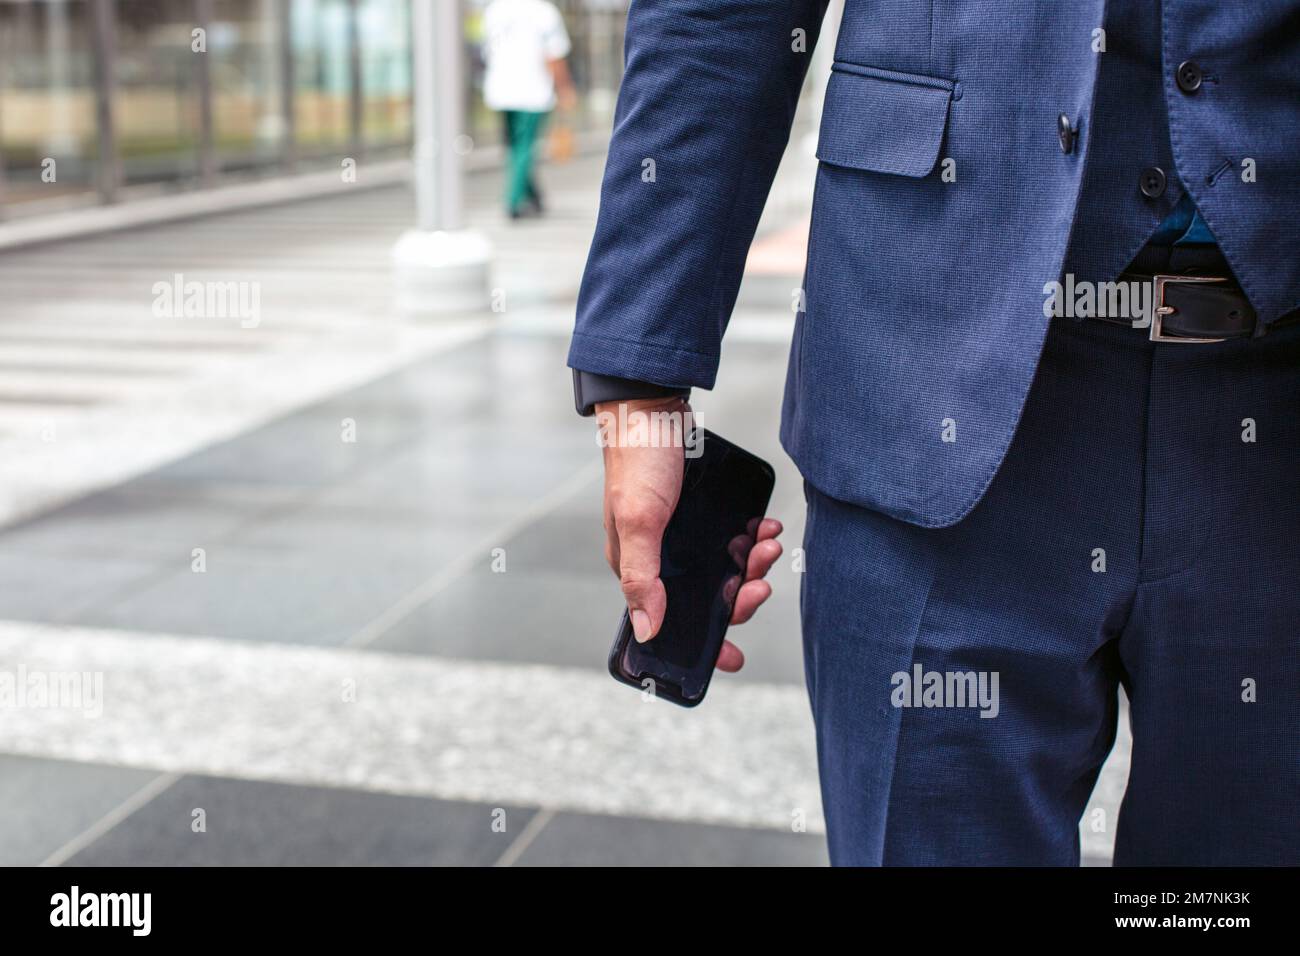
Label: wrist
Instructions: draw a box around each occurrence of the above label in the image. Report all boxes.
[594,396,694,451]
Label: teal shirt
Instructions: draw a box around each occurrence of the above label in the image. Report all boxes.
[1150,193,1217,246]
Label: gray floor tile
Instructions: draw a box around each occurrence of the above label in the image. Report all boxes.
[70,545,429,645]
[0,550,163,622]
[492,509,611,576]
[545,472,606,518]
[313,436,590,522]
[0,486,290,560]
[0,755,161,866]
[514,809,829,867]
[64,775,537,866]
[150,404,422,488]
[316,335,580,433]
[231,499,484,562]
[375,568,622,666]
[373,561,807,685]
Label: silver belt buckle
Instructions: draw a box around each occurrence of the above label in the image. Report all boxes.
[1149,274,1228,343]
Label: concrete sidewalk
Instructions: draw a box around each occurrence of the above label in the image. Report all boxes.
[0,146,832,866]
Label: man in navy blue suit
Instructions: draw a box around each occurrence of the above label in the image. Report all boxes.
[569,1,1300,865]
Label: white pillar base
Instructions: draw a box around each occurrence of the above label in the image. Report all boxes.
[392,228,494,317]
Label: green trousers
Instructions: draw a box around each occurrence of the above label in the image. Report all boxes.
[502,110,547,214]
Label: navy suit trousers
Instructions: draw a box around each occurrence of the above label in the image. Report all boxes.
[801,315,1300,865]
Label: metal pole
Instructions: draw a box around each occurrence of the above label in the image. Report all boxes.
[410,0,465,232]
[278,0,296,170]
[46,0,78,158]
[0,83,7,222]
[195,0,216,186]
[409,0,437,231]
[432,0,465,231]
[89,0,119,204]
[393,0,491,316]
[276,0,295,170]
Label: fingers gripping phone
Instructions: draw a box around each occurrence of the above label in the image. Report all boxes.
[607,429,775,707]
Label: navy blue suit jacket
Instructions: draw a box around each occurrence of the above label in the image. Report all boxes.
[568,0,1300,527]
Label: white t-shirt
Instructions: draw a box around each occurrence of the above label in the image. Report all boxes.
[482,0,572,112]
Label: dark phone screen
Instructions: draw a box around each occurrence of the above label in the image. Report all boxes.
[612,433,774,704]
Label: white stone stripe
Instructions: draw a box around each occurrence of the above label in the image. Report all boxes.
[0,324,306,346]
[0,621,824,835]
[0,369,174,402]
[0,320,488,528]
[0,407,84,436]
[0,345,195,372]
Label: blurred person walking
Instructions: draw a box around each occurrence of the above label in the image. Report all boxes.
[481,0,577,220]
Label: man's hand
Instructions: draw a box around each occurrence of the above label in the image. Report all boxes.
[596,397,783,673]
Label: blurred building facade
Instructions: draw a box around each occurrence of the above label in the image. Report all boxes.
[0,0,629,220]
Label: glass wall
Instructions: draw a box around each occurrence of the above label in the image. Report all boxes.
[358,0,412,150]
[290,0,352,161]
[0,0,628,219]
[211,0,290,174]
[0,0,99,212]
[114,0,202,189]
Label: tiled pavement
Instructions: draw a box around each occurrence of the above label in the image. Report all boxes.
[0,141,1127,866]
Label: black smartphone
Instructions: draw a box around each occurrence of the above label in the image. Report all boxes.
[607,429,775,707]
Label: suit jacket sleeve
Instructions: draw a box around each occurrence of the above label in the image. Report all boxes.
[567,0,831,390]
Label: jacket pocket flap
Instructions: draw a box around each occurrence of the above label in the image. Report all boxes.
[816,63,954,178]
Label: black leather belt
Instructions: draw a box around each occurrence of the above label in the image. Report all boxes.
[1087,244,1300,342]
[1095,271,1259,342]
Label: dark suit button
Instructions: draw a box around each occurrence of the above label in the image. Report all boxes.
[1140,166,1167,198]
[1176,60,1203,93]
[1057,113,1074,154]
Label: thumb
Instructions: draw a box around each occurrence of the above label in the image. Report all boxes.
[616,516,667,643]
